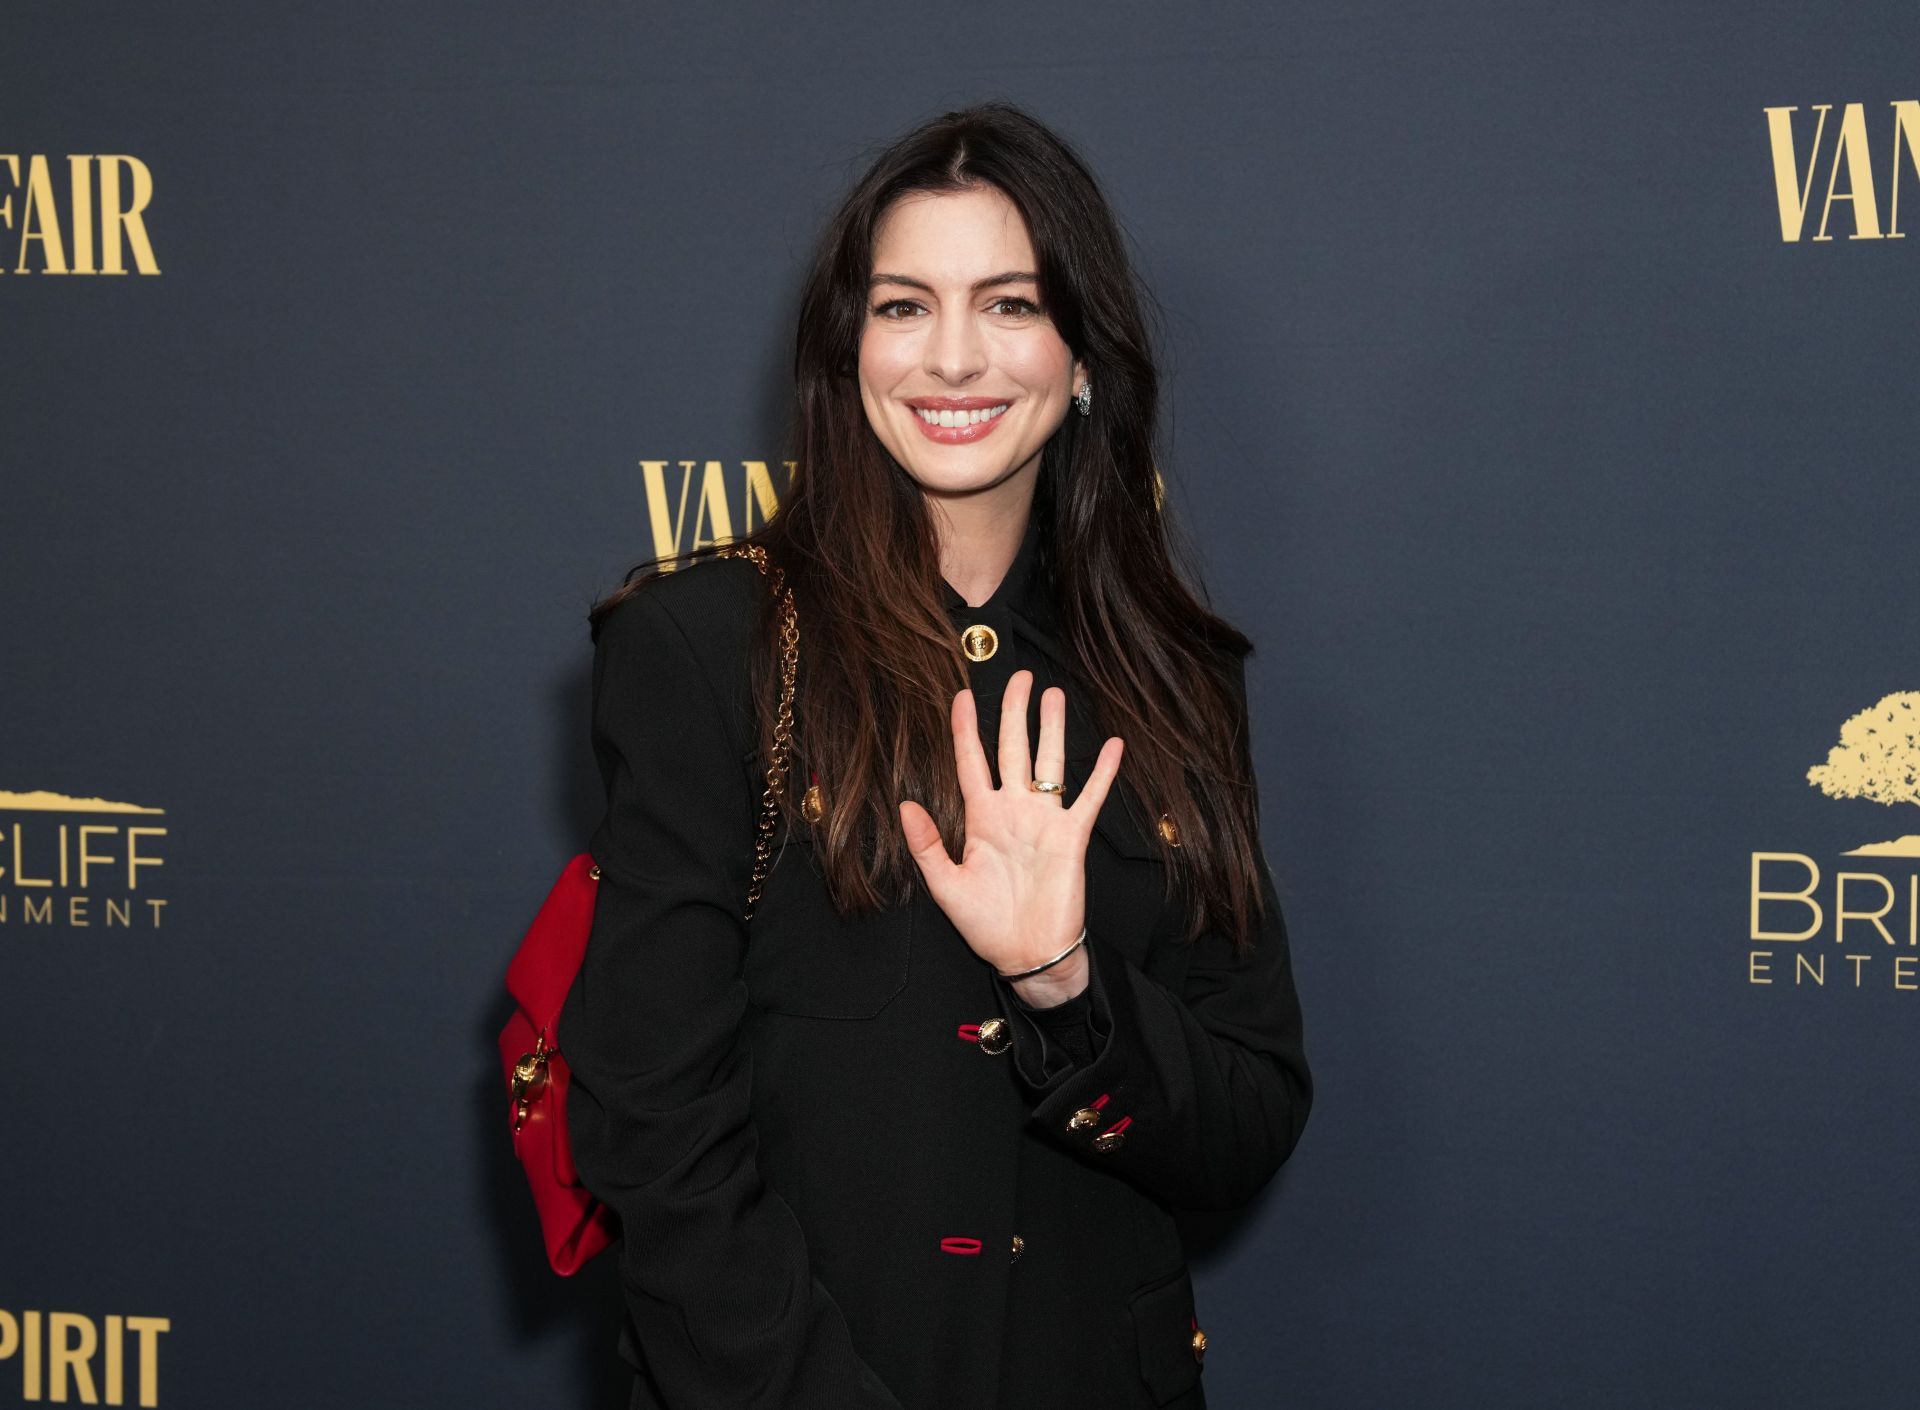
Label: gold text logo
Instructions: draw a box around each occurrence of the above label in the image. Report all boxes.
[0,155,160,275]
[0,1308,169,1406]
[1762,101,1920,242]
[0,790,168,930]
[639,459,793,565]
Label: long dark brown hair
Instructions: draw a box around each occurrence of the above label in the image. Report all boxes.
[591,101,1269,956]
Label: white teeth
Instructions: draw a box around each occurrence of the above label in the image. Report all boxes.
[915,404,1009,428]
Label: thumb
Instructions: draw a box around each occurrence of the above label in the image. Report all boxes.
[898,800,960,894]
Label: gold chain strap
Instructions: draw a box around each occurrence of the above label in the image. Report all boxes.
[713,542,798,920]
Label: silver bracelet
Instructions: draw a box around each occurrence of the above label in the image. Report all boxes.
[995,926,1088,981]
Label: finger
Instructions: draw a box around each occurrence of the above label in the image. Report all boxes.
[899,800,962,895]
[1032,685,1066,798]
[1067,736,1125,835]
[950,689,995,799]
[997,669,1034,792]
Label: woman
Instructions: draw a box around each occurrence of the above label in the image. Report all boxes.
[561,101,1311,1410]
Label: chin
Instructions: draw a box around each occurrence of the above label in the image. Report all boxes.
[901,460,1020,496]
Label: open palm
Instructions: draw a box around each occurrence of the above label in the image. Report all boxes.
[898,669,1125,977]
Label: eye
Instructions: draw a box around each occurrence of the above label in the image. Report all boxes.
[869,295,1042,320]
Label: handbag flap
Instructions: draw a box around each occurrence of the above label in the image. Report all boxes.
[504,851,601,1034]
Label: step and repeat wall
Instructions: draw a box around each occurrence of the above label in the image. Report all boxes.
[6,4,1917,1407]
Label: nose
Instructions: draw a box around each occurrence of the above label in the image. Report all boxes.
[923,306,988,385]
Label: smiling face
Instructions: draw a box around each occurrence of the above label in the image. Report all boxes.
[857,185,1087,510]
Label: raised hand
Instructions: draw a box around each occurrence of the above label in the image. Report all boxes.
[898,669,1125,1007]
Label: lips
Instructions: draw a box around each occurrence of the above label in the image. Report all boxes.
[905,397,1012,443]
[905,396,1010,409]
[910,403,1013,441]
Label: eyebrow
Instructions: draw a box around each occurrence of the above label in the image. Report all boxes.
[868,270,1039,293]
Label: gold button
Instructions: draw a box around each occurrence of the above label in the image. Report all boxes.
[961,624,999,662]
[1067,1107,1102,1132]
[1156,813,1181,847]
[801,782,825,824]
[1191,1326,1207,1361]
[587,863,602,880]
[1010,1234,1024,1263]
[1091,1128,1127,1154]
[977,1016,1011,1055]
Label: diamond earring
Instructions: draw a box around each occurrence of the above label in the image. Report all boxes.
[1074,379,1092,416]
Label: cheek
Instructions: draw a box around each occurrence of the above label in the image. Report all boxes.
[1000,333,1074,393]
[854,341,883,421]
[858,326,913,390]
[856,333,912,446]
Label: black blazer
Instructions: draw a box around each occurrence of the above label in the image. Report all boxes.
[561,522,1311,1410]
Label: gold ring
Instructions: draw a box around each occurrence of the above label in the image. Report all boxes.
[1028,779,1065,795]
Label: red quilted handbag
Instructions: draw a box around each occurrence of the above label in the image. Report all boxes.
[498,853,617,1273]
[499,542,800,1275]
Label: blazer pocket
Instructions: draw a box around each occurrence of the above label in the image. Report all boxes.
[743,815,914,1020]
[1067,747,1183,974]
[1128,1266,1203,1406]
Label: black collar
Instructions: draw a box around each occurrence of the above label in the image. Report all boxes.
[937,512,1072,680]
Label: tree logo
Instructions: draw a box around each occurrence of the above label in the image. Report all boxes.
[1806,692,1920,857]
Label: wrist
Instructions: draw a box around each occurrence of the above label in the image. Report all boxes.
[995,923,1086,980]
[1009,948,1090,1009]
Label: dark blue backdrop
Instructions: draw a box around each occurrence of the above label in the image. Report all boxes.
[7,3,1918,1406]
